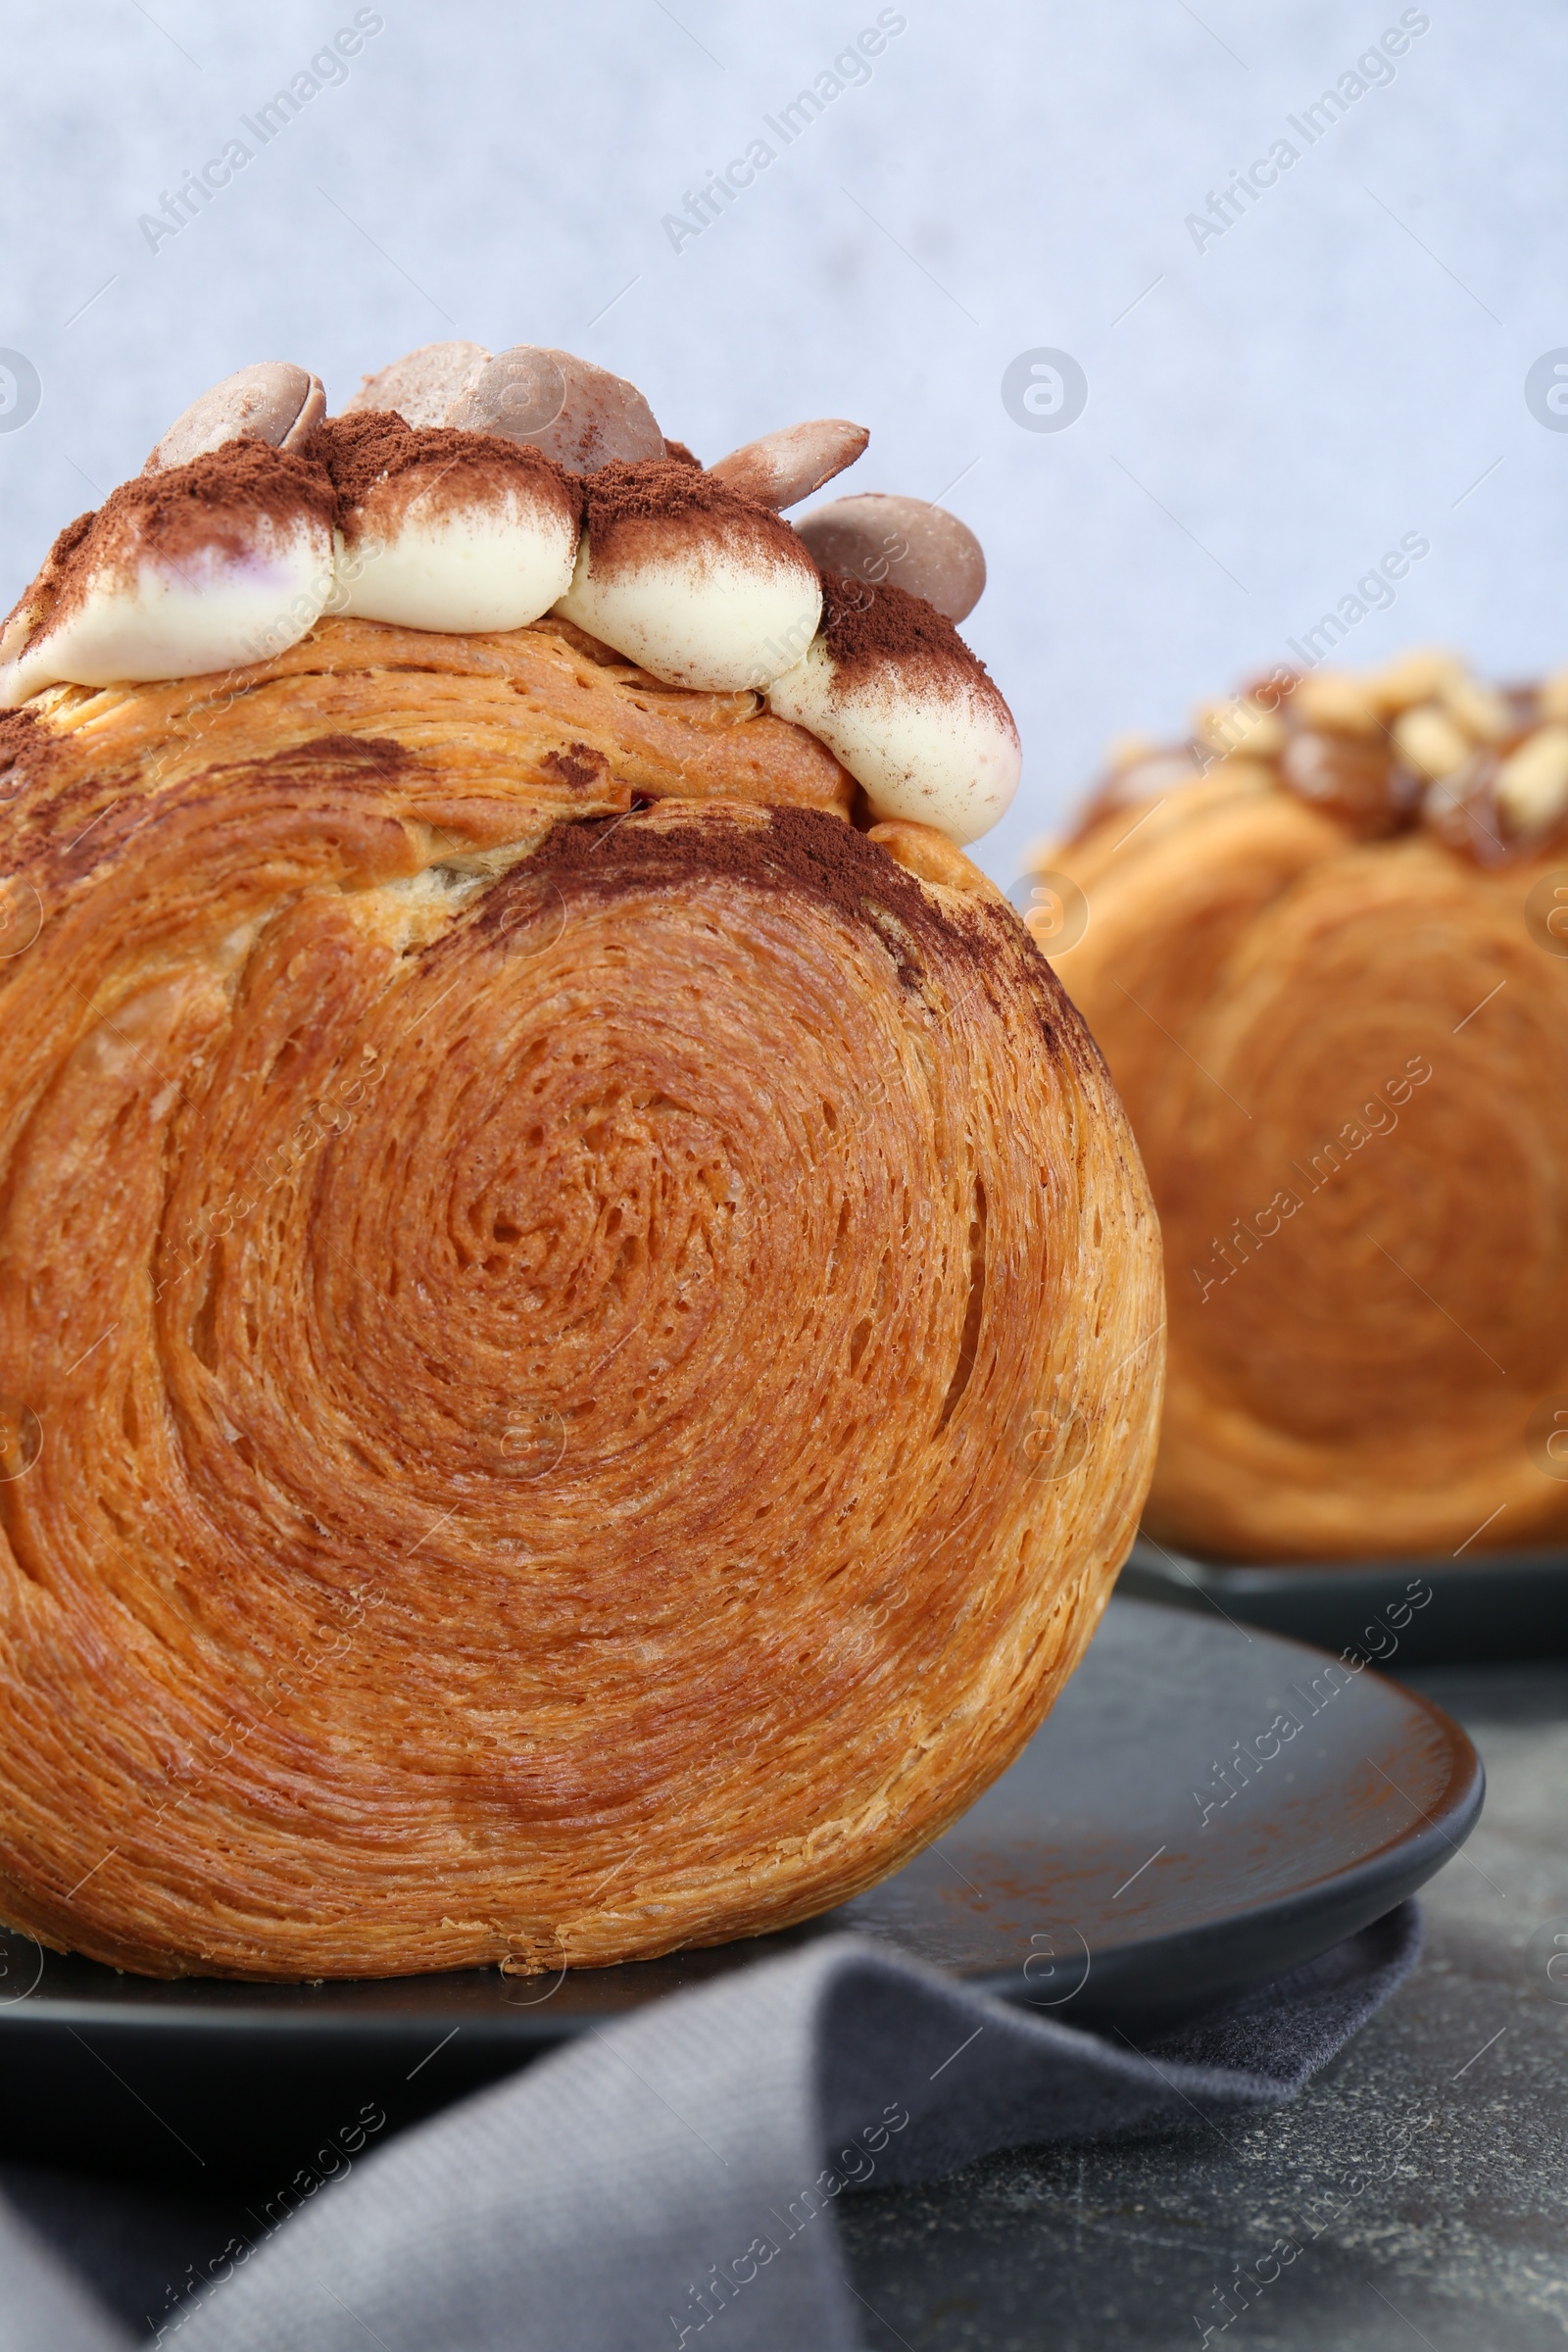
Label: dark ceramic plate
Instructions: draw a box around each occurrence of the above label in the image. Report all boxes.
[1118,1534,1568,1664]
[0,1597,1480,2188]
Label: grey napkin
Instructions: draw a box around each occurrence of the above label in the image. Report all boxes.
[0,1904,1421,2352]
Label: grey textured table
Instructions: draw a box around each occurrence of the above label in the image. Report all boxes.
[839,1662,1568,2351]
[3,1661,1562,2347]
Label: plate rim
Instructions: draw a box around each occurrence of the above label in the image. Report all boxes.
[981,1667,1484,2018]
[0,1598,1485,2046]
[1122,1531,1568,1592]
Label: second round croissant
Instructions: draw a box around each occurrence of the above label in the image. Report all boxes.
[1035,659,1568,1562]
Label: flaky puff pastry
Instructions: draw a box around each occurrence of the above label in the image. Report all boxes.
[1037,751,1568,1563]
[0,614,1160,1979]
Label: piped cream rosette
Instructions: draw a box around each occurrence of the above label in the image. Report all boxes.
[554,460,824,693]
[320,414,582,634]
[766,570,1021,847]
[0,444,338,701]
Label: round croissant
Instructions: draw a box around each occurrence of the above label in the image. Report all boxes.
[0,614,1160,1979]
[1037,666,1568,1563]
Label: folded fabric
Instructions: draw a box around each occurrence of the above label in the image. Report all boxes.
[0,1905,1421,2352]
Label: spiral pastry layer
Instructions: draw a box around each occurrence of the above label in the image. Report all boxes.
[0,615,1159,1978]
[1039,676,1568,1563]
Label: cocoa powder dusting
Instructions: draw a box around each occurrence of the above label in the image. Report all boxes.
[582,458,813,573]
[817,567,1004,710]
[498,801,997,995]
[251,731,415,781]
[310,414,582,540]
[37,510,96,589]
[98,442,336,564]
[0,708,55,798]
[662,439,703,468]
[310,410,417,506]
[0,510,93,641]
[538,742,612,792]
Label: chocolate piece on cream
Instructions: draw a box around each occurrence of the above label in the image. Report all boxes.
[145,362,327,473]
[765,569,1020,847]
[448,347,664,474]
[793,494,987,625]
[344,341,490,430]
[554,458,823,691]
[709,418,868,512]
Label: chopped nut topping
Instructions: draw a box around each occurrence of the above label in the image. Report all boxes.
[1089,652,1568,865]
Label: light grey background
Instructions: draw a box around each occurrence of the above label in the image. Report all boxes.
[0,0,1560,889]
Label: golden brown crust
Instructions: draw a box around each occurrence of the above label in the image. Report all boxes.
[18,613,855,850]
[864,816,1005,901]
[0,620,1161,1978]
[1045,772,1568,1561]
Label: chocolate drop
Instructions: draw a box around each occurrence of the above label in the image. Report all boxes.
[145,363,326,473]
[795,493,986,624]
